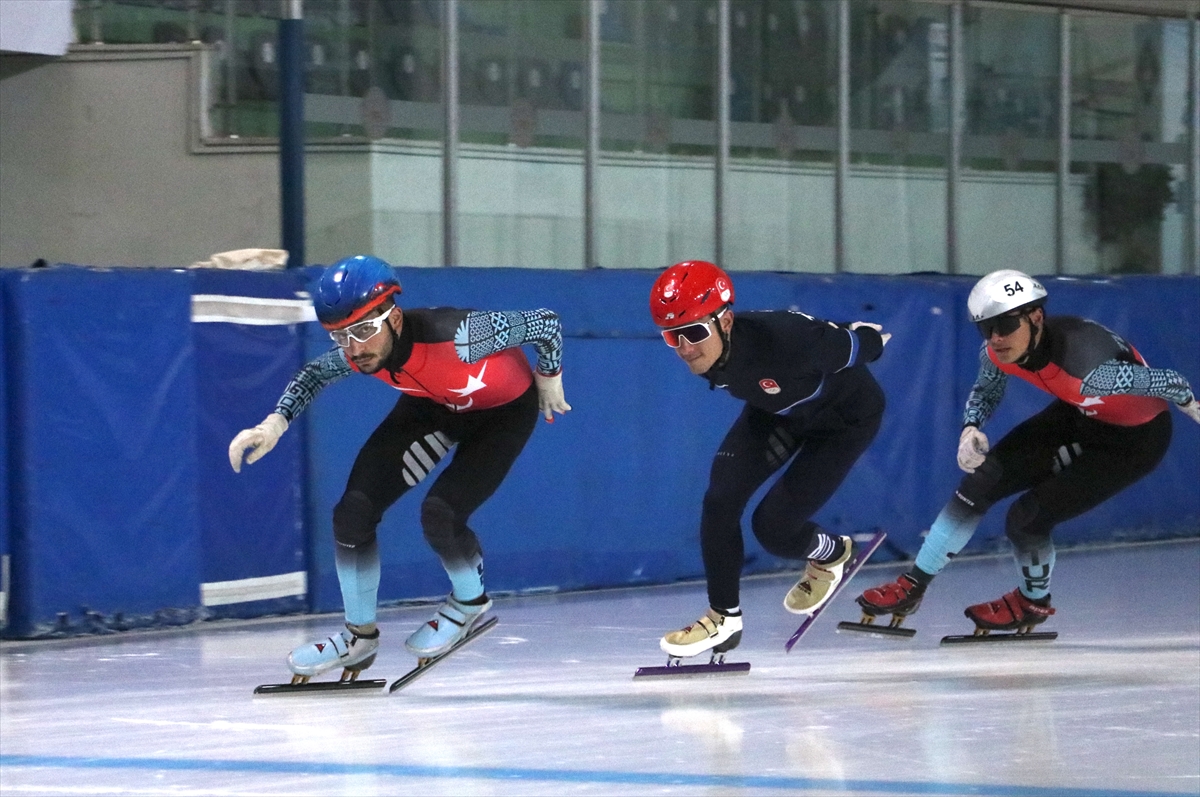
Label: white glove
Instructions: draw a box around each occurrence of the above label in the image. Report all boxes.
[228,413,289,473]
[1177,398,1200,425]
[957,426,989,473]
[850,321,892,347]
[534,371,571,424]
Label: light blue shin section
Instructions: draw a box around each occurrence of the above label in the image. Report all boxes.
[445,553,485,602]
[1016,543,1056,600]
[335,543,380,626]
[914,505,983,576]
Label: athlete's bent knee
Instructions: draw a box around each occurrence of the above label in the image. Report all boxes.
[420,495,482,562]
[420,495,457,548]
[333,490,381,549]
[1006,493,1054,551]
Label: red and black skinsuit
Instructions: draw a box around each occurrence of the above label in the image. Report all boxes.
[275,306,563,569]
[955,316,1182,583]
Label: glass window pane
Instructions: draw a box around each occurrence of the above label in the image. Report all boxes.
[960,5,1059,277]
[1071,12,1186,275]
[598,0,717,270]
[726,0,837,273]
[847,0,948,274]
[455,0,585,268]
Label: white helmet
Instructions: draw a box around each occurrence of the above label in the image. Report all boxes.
[967,269,1047,322]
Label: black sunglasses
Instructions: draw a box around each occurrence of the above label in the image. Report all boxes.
[976,312,1025,340]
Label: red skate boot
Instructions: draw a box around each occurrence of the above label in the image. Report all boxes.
[837,574,925,638]
[964,588,1055,636]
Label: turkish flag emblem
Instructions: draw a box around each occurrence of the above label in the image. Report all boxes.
[759,378,781,395]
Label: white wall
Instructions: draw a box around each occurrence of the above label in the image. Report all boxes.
[0,46,279,268]
[0,0,73,57]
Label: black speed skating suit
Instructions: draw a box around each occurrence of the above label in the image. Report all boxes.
[699,311,887,610]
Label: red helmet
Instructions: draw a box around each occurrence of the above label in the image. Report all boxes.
[649,261,735,328]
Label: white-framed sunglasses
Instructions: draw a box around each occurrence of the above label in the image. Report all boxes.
[329,305,394,347]
[661,308,727,348]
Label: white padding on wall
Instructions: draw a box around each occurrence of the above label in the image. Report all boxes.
[200,571,307,607]
[191,295,316,325]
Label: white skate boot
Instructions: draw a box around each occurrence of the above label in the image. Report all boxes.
[405,594,493,658]
[660,608,743,660]
[784,536,853,615]
[287,625,380,684]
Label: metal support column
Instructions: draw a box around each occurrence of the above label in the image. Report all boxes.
[947,0,963,275]
[835,0,850,273]
[442,0,459,267]
[1056,9,1071,275]
[584,0,601,269]
[225,0,237,134]
[715,0,730,266]
[279,0,305,269]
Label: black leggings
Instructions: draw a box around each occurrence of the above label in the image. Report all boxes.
[702,405,883,610]
[956,401,1172,552]
[332,383,539,566]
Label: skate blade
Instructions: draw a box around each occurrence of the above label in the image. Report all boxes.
[940,630,1057,646]
[253,679,387,695]
[633,661,751,679]
[389,615,499,694]
[836,620,916,639]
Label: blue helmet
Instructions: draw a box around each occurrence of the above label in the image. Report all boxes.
[311,255,402,328]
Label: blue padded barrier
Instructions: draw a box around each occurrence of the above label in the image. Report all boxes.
[1,267,1195,632]
[191,270,309,619]
[3,268,202,637]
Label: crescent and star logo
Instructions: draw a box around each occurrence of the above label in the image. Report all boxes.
[759,378,781,395]
[447,362,489,411]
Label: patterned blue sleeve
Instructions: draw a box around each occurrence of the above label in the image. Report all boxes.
[963,344,1007,429]
[1081,359,1195,405]
[273,347,353,422]
[454,309,563,375]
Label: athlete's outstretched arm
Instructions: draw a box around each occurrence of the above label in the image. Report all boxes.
[1081,360,1200,424]
[453,309,563,374]
[454,309,570,422]
[956,345,1008,473]
[229,348,353,472]
[962,344,1007,430]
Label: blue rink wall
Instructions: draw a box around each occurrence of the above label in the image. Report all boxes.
[0,267,1197,637]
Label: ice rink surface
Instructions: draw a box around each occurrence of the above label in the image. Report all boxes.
[2,538,1198,797]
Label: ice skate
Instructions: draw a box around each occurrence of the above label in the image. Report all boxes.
[660,608,743,661]
[634,609,750,678]
[941,588,1058,645]
[786,530,886,651]
[405,594,493,659]
[390,611,499,694]
[965,588,1054,634]
[255,625,385,694]
[783,536,853,616]
[287,625,380,683]
[837,573,925,639]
